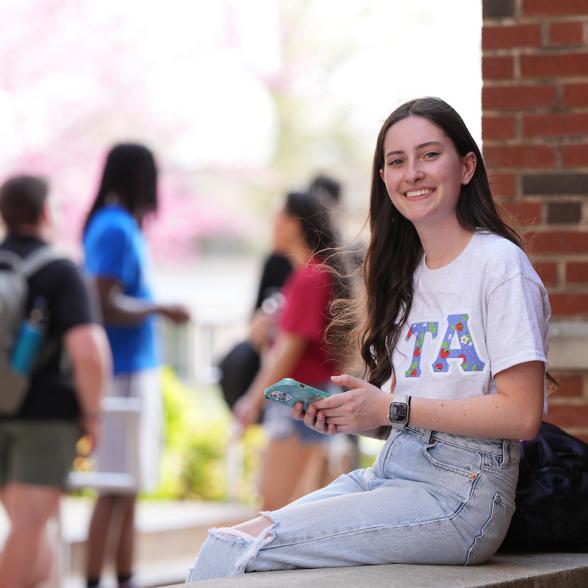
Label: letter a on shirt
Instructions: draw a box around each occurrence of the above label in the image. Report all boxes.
[431,313,485,374]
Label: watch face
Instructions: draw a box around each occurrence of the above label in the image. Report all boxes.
[389,401,408,423]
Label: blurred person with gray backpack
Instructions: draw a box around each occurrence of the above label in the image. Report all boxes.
[0,175,111,588]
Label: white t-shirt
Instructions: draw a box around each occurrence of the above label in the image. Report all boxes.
[392,230,550,401]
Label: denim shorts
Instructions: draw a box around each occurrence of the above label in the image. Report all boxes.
[263,403,329,444]
[187,426,520,581]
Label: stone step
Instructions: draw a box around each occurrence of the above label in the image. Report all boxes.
[178,553,588,588]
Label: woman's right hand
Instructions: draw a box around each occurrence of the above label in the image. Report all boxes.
[291,402,336,435]
[292,374,391,435]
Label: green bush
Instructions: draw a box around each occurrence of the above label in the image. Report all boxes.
[146,367,265,503]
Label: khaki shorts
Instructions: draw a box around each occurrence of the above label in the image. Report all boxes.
[0,420,80,489]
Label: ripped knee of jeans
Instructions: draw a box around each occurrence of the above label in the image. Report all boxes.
[212,527,263,541]
[208,513,277,574]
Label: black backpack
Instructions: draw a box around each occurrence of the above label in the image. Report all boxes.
[500,421,588,552]
[217,340,261,410]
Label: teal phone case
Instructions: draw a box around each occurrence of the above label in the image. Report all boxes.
[264,378,330,409]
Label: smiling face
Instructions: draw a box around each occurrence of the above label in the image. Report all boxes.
[379,115,476,231]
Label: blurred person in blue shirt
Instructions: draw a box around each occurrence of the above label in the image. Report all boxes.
[82,143,190,588]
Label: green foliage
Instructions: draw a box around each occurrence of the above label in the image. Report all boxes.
[232,425,266,505]
[145,367,265,503]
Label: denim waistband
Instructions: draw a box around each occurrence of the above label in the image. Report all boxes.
[404,426,520,464]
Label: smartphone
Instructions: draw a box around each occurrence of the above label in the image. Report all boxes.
[264,378,331,410]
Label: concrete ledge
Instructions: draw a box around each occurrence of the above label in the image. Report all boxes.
[178,553,588,588]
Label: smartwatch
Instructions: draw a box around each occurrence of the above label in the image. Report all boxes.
[388,394,411,429]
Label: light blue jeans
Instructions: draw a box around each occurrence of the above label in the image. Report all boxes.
[186,426,519,582]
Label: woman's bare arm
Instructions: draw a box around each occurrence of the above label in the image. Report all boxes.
[299,361,544,441]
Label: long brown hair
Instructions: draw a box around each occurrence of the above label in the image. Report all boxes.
[356,97,523,388]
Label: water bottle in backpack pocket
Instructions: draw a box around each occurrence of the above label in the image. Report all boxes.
[0,246,62,415]
[11,298,47,376]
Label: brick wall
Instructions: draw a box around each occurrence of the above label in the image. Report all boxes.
[482,0,588,441]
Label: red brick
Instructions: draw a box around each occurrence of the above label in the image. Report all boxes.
[483,115,517,141]
[551,373,584,397]
[483,55,515,80]
[529,230,588,253]
[502,201,542,225]
[484,0,516,19]
[483,24,542,50]
[522,173,588,195]
[524,113,588,137]
[523,0,588,15]
[549,21,585,46]
[489,172,517,198]
[547,201,583,224]
[562,144,588,167]
[550,293,588,315]
[576,433,588,443]
[484,145,556,168]
[483,85,557,110]
[545,404,588,427]
[563,83,588,107]
[567,261,588,283]
[534,261,558,285]
[521,53,588,78]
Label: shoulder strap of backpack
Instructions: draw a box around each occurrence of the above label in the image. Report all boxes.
[21,246,72,375]
[0,249,24,269]
[19,246,68,278]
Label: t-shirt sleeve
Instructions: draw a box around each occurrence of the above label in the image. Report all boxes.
[486,273,549,376]
[50,260,99,336]
[279,269,330,342]
[85,223,133,284]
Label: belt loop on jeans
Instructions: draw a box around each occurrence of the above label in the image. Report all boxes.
[422,429,434,444]
[501,439,510,467]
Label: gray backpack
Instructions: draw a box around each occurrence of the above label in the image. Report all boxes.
[0,246,62,415]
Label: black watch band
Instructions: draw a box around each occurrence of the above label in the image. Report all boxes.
[388,394,411,429]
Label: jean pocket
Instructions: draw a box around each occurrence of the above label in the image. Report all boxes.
[466,492,515,565]
[421,439,481,479]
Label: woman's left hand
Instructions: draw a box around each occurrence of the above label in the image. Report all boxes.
[294,374,391,434]
[233,393,263,428]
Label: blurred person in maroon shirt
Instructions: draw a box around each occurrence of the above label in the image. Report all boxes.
[233,189,353,510]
